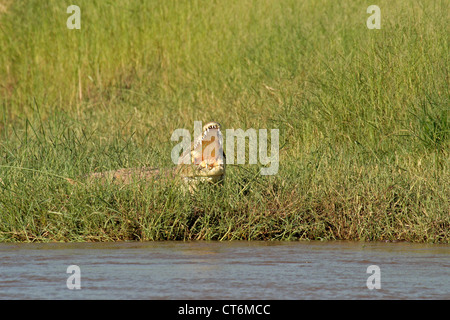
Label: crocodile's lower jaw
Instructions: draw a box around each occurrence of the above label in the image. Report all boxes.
[195,163,225,177]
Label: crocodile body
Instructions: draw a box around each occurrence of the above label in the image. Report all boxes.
[73,122,226,190]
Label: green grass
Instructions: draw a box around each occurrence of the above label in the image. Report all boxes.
[0,0,448,242]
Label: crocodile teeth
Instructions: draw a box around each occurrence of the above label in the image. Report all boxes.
[193,123,222,150]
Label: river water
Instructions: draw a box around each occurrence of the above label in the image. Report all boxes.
[0,241,448,299]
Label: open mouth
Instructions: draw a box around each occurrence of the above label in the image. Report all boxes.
[192,122,225,174]
[193,122,223,150]
[176,122,225,181]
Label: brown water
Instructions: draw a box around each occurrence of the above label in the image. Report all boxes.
[0,241,448,299]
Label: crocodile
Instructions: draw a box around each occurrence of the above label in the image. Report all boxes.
[69,121,226,191]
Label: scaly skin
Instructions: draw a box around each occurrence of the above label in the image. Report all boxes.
[71,122,226,190]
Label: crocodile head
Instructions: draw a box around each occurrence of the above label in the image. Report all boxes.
[177,121,226,188]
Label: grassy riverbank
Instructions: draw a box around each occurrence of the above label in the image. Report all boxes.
[0,0,448,242]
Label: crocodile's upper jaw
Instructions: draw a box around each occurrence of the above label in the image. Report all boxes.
[178,121,226,184]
